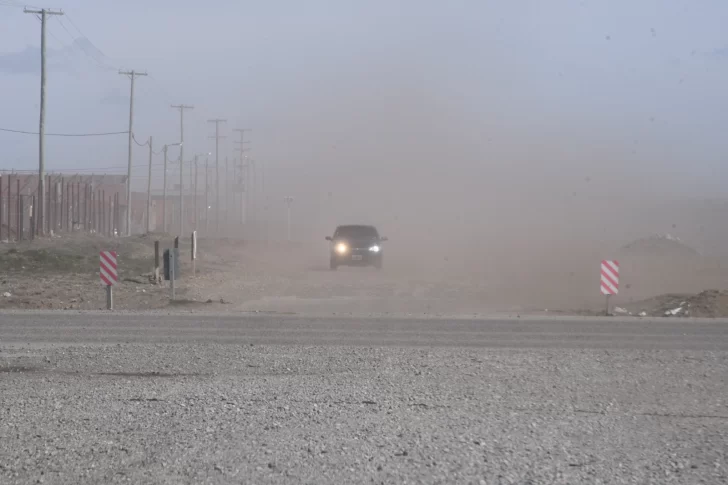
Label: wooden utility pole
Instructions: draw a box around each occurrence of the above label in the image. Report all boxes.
[163,145,168,233]
[225,156,229,226]
[146,136,153,233]
[171,105,193,235]
[233,129,251,227]
[194,155,199,231]
[119,69,148,236]
[207,119,227,234]
[24,8,63,236]
[205,156,209,233]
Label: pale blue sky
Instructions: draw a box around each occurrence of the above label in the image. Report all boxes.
[1,0,727,207]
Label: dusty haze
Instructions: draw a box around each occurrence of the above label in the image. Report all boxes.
[2,1,727,312]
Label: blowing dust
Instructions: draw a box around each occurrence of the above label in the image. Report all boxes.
[249,68,726,315]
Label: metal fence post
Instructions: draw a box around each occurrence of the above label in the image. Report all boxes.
[16,179,20,242]
[7,174,10,240]
[31,195,36,241]
[18,193,23,241]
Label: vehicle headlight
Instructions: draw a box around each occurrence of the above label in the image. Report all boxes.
[336,243,348,254]
[369,245,380,253]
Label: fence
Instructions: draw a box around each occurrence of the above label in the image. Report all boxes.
[0,173,127,242]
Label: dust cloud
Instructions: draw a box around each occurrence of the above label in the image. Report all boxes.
[3,2,726,314]
[247,62,728,313]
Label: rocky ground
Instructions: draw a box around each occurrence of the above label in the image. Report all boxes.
[2,232,728,318]
[608,290,728,318]
[1,339,727,485]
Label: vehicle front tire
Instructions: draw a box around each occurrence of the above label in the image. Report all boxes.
[330,259,338,271]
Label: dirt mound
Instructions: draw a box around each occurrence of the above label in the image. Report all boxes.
[618,234,699,259]
[612,290,728,318]
[614,235,707,301]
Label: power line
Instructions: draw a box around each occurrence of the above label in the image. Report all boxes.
[64,13,110,61]
[55,16,117,72]
[0,127,128,137]
[0,1,38,8]
[132,133,149,147]
[32,13,69,53]
[54,14,75,41]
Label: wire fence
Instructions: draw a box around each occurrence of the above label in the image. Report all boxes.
[0,173,126,242]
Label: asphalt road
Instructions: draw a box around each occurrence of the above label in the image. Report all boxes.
[1,312,727,484]
[1,311,728,349]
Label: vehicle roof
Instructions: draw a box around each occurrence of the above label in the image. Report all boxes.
[335,224,377,229]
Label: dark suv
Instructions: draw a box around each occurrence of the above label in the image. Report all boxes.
[326,225,387,270]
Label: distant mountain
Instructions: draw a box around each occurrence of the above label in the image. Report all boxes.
[0,37,115,75]
[0,45,41,74]
[713,46,728,59]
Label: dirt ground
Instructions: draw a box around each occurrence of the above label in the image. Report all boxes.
[1,233,728,317]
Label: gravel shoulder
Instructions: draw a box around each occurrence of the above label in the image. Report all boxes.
[1,314,727,484]
[1,343,727,484]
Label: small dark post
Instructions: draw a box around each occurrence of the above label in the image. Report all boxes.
[174,235,179,249]
[106,284,113,310]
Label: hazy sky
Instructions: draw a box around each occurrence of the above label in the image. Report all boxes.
[1,0,728,230]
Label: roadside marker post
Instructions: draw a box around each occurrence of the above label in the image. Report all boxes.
[163,248,179,300]
[601,260,619,315]
[154,241,160,284]
[100,251,118,310]
[191,230,197,276]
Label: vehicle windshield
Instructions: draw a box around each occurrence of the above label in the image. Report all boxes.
[334,226,379,240]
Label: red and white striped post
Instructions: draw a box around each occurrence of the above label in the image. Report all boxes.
[601,260,619,316]
[100,251,118,310]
